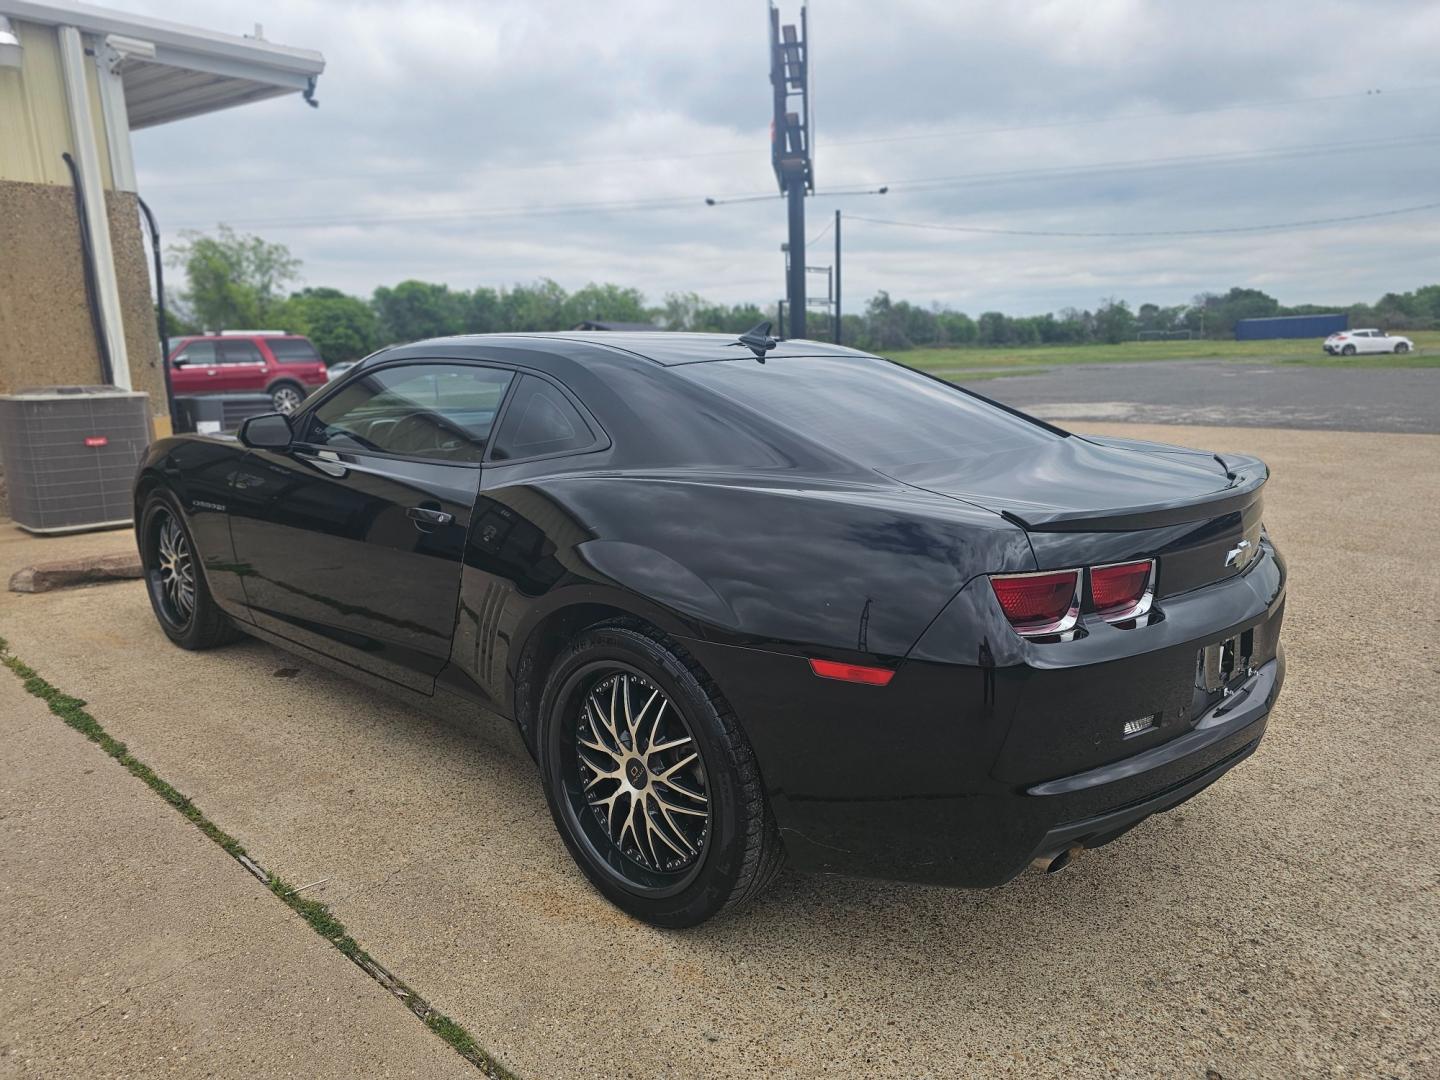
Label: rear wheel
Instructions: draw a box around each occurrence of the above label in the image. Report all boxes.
[140,492,241,650]
[536,624,783,927]
[1395,342,1410,354]
[269,381,305,414]
[1341,344,1356,356]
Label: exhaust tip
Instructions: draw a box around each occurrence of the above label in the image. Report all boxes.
[1032,843,1083,875]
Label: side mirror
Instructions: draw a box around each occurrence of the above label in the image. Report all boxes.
[239,412,293,450]
[171,354,189,368]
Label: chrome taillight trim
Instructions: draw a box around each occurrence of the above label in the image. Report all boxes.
[989,568,1084,638]
[1091,557,1156,625]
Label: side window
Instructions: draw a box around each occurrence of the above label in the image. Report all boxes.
[490,375,596,462]
[176,340,216,364]
[219,340,264,364]
[301,363,513,464]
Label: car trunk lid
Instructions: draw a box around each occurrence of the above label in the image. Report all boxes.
[881,433,1267,597]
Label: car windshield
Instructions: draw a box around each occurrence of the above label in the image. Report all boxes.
[269,339,320,362]
[676,354,1064,468]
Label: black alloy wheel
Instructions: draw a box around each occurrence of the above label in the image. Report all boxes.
[140,492,241,650]
[149,505,195,630]
[537,624,784,927]
[571,670,711,883]
[1395,342,1410,354]
[1342,344,1357,356]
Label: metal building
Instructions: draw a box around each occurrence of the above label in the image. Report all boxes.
[0,1,324,434]
[1233,314,1349,340]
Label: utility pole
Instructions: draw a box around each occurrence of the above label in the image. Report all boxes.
[833,209,841,345]
[769,4,813,338]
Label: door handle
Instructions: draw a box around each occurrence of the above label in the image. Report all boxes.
[407,506,454,527]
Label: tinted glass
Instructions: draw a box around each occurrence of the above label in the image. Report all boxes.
[490,375,596,461]
[677,355,1062,467]
[269,338,321,362]
[176,340,216,363]
[303,364,514,463]
[219,340,264,364]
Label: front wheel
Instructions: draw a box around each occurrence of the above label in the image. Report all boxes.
[140,491,241,650]
[536,624,784,927]
[1395,342,1410,354]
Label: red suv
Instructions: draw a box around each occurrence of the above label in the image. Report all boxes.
[167,333,329,415]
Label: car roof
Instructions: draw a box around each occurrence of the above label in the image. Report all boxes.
[373,331,874,370]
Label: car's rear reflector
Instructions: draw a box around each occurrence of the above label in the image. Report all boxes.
[1091,558,1155,622]
[988,569,1081,637]
[808,658,895,686]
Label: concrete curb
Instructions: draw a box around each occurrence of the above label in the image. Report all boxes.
[8,551,142,593]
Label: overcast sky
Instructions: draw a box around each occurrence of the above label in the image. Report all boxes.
[128,0,1440,316]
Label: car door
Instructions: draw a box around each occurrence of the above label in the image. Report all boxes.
[169,339,218,394]
[1359,331,1382,354]
[227,360,515,692]
[214,339,268,392]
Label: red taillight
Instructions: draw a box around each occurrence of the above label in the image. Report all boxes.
[1090,559,1155,622]
[83,435,108,447]
[808,658,895,686]
[988,570,1081,636]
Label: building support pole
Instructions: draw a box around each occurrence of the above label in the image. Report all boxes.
[786,182,806,339]
[58,25,130,389]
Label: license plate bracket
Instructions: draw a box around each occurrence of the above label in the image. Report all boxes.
[1199,629,1254,693]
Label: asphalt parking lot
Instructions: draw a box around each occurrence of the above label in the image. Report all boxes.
[2,421,1437,1079]
[966,361,1440,433]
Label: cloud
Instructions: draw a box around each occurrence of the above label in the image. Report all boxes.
[129,0,1440,315]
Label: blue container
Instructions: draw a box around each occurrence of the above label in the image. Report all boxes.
[1234,314,1348,340]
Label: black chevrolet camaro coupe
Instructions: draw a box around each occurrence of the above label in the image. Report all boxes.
[135,330,1286,927]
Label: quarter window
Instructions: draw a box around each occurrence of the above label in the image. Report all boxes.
[490,375,596,461]
[302,363,514,463]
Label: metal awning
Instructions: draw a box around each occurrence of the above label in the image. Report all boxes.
[2,0,324,128]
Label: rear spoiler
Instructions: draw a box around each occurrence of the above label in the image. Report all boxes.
[999,466,1267,533]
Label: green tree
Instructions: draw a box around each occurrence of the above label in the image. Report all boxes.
[167,226,301,330]
[564,282,649,327]
[1093,298,1136,344]
[278,287,379,364]
[372,280,466,342]
[976,311,1009,346]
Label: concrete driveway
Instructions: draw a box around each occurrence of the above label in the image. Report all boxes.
[1,422,1436,1079]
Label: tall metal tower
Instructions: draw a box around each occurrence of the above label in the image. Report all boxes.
[769,4,813,338]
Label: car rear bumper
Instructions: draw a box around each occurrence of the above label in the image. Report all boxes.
[681,544,1287,889]
[1024,651,1280,873]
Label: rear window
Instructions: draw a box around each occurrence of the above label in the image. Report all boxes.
[268,338,321,363]
[677,355,1062,468]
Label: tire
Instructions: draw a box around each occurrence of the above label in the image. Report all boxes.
[139,490,242,650]
[536,623,784,927]
[269,381,305,414]
[1341,344,1356,356]
[1395,342,1410,354]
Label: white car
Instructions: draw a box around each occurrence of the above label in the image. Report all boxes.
[1324,329,1413,356]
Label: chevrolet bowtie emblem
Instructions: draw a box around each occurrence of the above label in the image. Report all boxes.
[1224,538,1253,568]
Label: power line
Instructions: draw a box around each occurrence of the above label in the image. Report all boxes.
[140,82,1440,191]
[871,132,1440,196]
[806,218,834,246]
[847,199,1440,239]
[824,84,1436,152]
[176,131,1440,232]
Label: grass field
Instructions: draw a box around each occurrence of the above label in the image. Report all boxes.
[890,330,1440,377]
